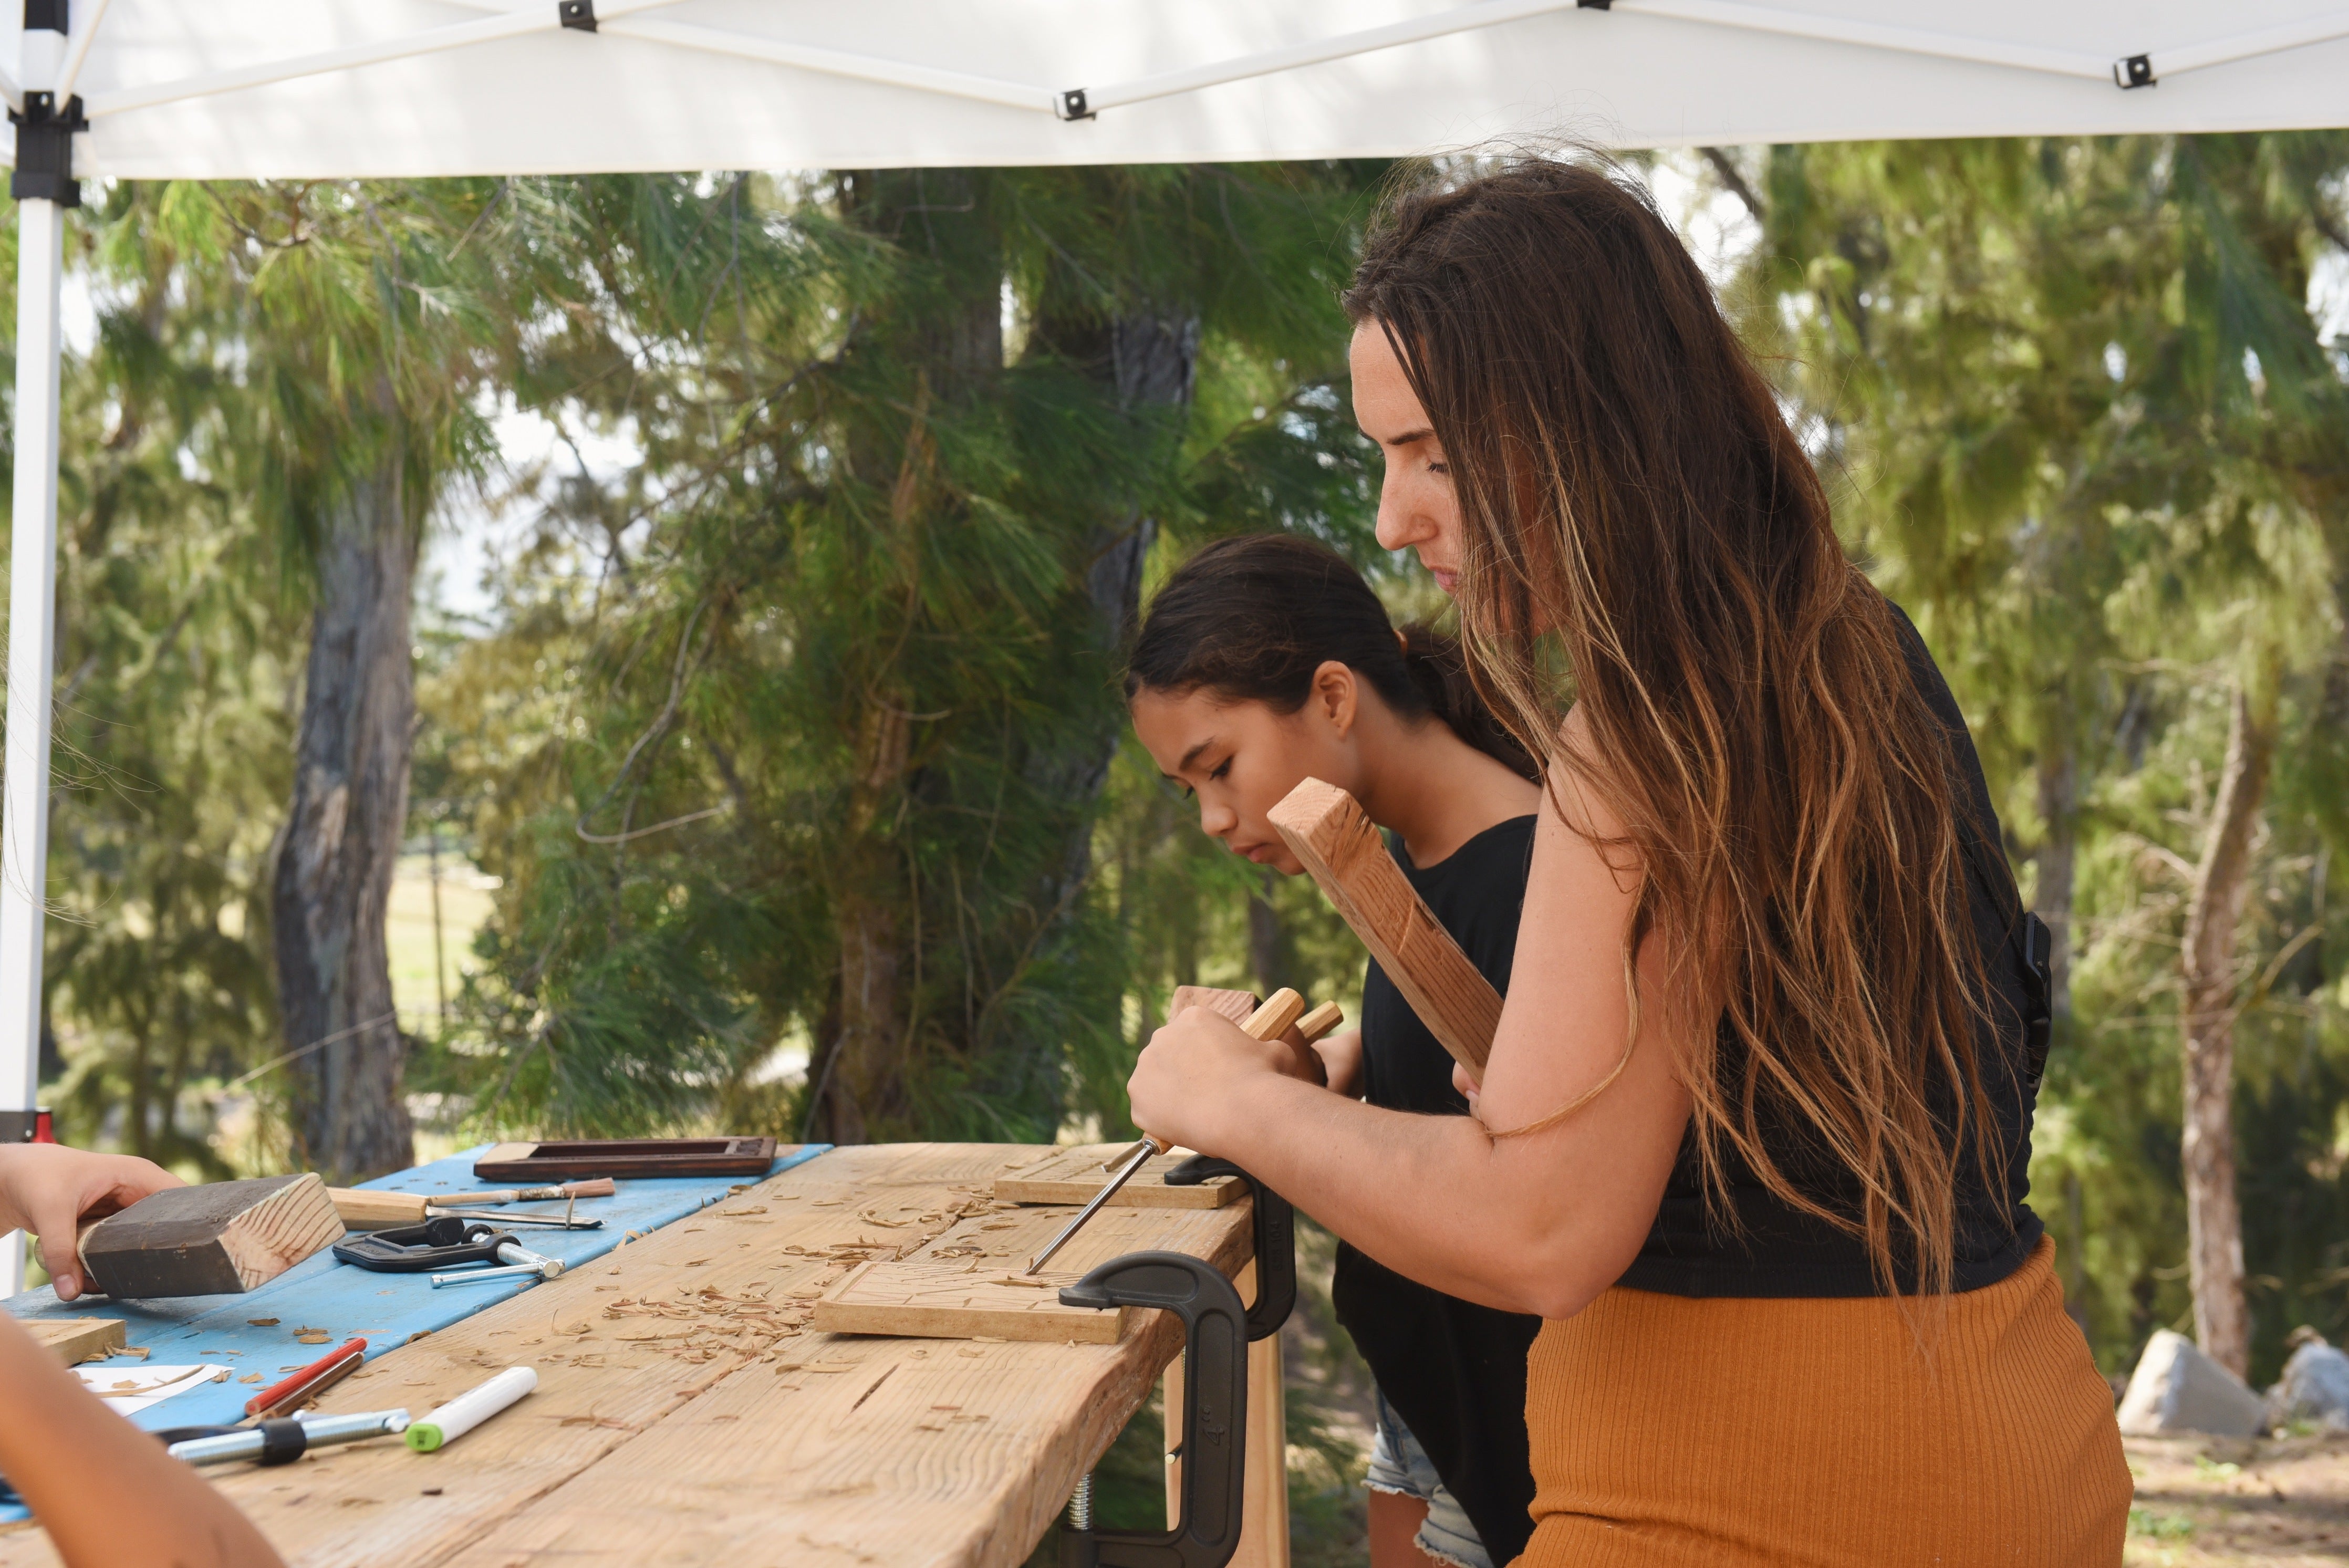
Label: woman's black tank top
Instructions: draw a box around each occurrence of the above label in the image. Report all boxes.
[1333,815,1542,1565]
[1618,605,2048,1298]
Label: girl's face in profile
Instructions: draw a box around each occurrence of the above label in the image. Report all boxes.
[1352,321,1464,595]
[1129,682,1356,876]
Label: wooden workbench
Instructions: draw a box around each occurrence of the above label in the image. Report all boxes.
[0,1143,1267,1568]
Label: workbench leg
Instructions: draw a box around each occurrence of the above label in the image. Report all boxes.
[1164,1260,1289,1568]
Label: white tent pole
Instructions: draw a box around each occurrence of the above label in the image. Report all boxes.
[1082,0,2115,115]
[83,0,688,119]
[603,18,1057,113]
[0,194,64,1294]
[1612,0,2111,81]
[51,0,112,106]
[2149,11,2349,81]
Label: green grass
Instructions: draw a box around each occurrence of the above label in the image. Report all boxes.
[2128,1507,2198,1540]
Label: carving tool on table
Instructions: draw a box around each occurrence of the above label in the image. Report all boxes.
[1031,988,1308,1275]
[1102,992,1342,1171]
[244,1336,367,1419]
[328,1179,616,1230]
[163,1409,410,1468]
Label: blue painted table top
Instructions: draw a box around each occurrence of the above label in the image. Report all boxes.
[3,1144,830,1442]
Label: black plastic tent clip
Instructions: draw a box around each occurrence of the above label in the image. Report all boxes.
[332,1217,518,1273]
[1056,1251,1249,1568]
[1162,1154,1293,1340]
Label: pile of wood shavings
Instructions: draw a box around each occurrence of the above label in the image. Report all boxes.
[594,1283,820,1365]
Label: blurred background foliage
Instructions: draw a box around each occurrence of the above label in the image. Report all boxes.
[5,134,2349,1550]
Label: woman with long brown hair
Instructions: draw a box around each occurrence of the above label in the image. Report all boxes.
[1126,156,2130,1562]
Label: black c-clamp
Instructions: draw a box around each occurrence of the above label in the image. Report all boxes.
[331,1217,520,1272]
[1056,1252,1249,1568]
[1162,1155,1292,1342]
[1051,1157,1295,1567]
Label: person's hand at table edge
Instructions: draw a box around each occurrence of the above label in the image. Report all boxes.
[0,1143,183,1300]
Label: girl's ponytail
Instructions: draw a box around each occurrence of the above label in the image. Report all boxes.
[1126,534,1537,781]
[1397,623,1537,780]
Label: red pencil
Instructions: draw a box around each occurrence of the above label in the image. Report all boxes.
[244,1336,367,1418]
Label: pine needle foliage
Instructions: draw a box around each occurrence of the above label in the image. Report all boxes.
[428,164,1390,1143]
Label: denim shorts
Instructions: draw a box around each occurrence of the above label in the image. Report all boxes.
[1366,1388,1493,1568]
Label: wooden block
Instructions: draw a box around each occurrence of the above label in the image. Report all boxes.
[1269,777,1501,1075]
[472,1137,778,1179]
[328,1187,429,1230]
[77,1173,345,1299]
[22,1317,125,1366]
[810,1257,1131,1344]
[1168,985,1258,1025]
[994,1145,1243,1209]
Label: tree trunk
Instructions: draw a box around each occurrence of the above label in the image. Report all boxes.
[272,463,417,1182]
[805,169,1003,1144]
[2035,744,2079,1019]
[2178,681,2277,1380]
[821,703,915,1144]
[1248,870,1298,998]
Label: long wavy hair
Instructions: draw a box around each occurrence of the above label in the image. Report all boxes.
[1344,155,1999,1296]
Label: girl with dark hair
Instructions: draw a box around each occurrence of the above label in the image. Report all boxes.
[1128,158,2129,1564]
[1126,532,1541,1568]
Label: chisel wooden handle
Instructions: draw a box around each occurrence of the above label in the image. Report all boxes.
[1269,778,1500,1076]
[446,1179,617,1206]
[330,1178,618,1230]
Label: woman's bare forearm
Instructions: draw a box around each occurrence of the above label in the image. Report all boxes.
[0,1317,284,1567]
[1193,1066,1675,1317]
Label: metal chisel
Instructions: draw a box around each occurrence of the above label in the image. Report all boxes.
[1030,988,1308,1274]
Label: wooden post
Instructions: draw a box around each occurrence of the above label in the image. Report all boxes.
[1163,1257,1288,1568]
[1268,777,1500,1075]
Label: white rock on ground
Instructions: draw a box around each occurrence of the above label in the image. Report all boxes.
[2265,1337,2349,1433]
[2117,1328,2266,1437]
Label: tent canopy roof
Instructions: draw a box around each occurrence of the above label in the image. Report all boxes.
[5,0,2347,182]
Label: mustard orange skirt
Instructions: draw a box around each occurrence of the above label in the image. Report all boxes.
[1519,1238,2130,1566]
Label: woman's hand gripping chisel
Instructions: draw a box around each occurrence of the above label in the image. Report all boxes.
[1098,991,1343,1172]
[1028,987,1310,1275]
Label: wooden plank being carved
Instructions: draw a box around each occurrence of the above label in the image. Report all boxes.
[77,1173,344,1298]
[993,1145,1242,1209]
[812,1257,1131,1344]
[811,1189,1250,1344]
[1269,777,1501,1075]
[23,1317,125,1366]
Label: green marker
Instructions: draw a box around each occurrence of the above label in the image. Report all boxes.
[407,1366,537,1452]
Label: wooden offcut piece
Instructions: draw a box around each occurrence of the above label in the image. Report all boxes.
[23,1317,126,1366]
[1167,985,1258,1025]
[1269,777,1501,1075]
[995,1145,1243,1209]
[812,1257,1131,1345]
[77,1173,344,1299]
[472,1137,778,1180]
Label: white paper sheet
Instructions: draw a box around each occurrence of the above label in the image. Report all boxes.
[74,1364,229,1416]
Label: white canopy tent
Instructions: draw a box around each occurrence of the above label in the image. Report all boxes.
[1,0,2344,1274]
